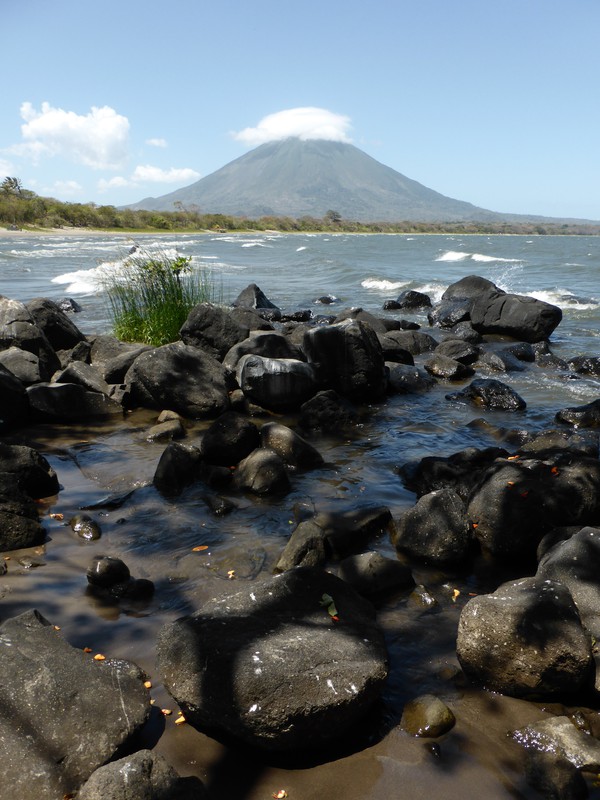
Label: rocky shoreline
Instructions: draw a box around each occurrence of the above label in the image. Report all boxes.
[2,275,600,798]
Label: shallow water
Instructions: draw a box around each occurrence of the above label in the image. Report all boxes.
[2,232,600,797]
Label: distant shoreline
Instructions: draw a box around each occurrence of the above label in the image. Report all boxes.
[2,225,599,238]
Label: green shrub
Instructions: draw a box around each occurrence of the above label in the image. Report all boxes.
[103,248,218,346]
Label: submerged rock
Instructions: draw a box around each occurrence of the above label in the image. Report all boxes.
[446,378,526,411]
[400,694,456,737]
[234,448,291,495]
[260,421,324,469]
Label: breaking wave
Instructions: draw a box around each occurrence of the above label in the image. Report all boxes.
[436,250,521,263]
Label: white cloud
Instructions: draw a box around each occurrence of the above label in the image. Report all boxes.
[98,164,200,192]
[48,180,83,197]
[14,101,130,170]
[98,176,130,192]
[131,165,200,183]
[146,138,168,148]
[233,107,352,146]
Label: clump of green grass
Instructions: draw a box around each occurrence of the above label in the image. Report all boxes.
[103,247,217,346]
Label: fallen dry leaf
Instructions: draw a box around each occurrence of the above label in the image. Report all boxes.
[272,791,288,799]
[144,680,152,689]
[227,569,236,580]
[161,708,172,716]
[83,647,92,653]
[53,625,61,631]
[93,653,106,661]
[452,589,460,602]
[50,513,64,520]
[192,545,209,552]
[175,714,186,725]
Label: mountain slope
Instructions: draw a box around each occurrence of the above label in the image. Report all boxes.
[125,139,542,222]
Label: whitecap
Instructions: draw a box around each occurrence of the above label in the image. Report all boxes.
[51,265,110,294]
[296,246,307,252]
[435,250,470,262]
[436,250,521,263]
[528,289,598,310]
[361,278,409,292]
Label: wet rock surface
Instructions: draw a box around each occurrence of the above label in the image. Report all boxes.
[0,609,150,800]
[77,750,207,800]
[457,577,593,697]
[157,567,388,751]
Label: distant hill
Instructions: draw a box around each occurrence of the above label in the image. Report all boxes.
[126,139,591,224]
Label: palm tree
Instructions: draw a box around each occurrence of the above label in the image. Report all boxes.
[1,177,23,196]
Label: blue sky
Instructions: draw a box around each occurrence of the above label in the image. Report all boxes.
[2,0,599,220]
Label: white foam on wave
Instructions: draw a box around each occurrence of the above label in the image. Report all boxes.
[361,278,409,292]
[51,263,116,294]
[296,246,307,252]
[435,250,469,262]
[241,240,270,248]
[436,250,521,264]
[528,288,599,311]
[50,245,186,294]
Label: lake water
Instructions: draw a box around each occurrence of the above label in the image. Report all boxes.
[1,231,600,799]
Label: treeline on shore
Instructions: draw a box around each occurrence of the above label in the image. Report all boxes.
[2,180,599,236]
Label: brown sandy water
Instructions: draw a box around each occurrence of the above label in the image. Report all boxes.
[4,402,600,800]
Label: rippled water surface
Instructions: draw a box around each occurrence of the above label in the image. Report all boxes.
[1,232,600,798]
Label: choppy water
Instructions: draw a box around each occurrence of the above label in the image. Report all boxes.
[1,231,600,799]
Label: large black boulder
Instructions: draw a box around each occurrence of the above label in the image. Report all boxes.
[157,568,388,751]
[235,354,319,411]
[457,577,593,698]
[0,296,61,378]
[0,609,150,799]
[0,363,29,430]
[179,302,249,361]
[442,275,500,302]
[470,291,562,343]
[25,297,86,351]
[393,488,473,566]
[467,452,600,559]
[223,330,305,369]
[537,527,600,644]
[125,342,230,418]
[303,319,387,402]
[0,443,59,498]
[26,382,124,422]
